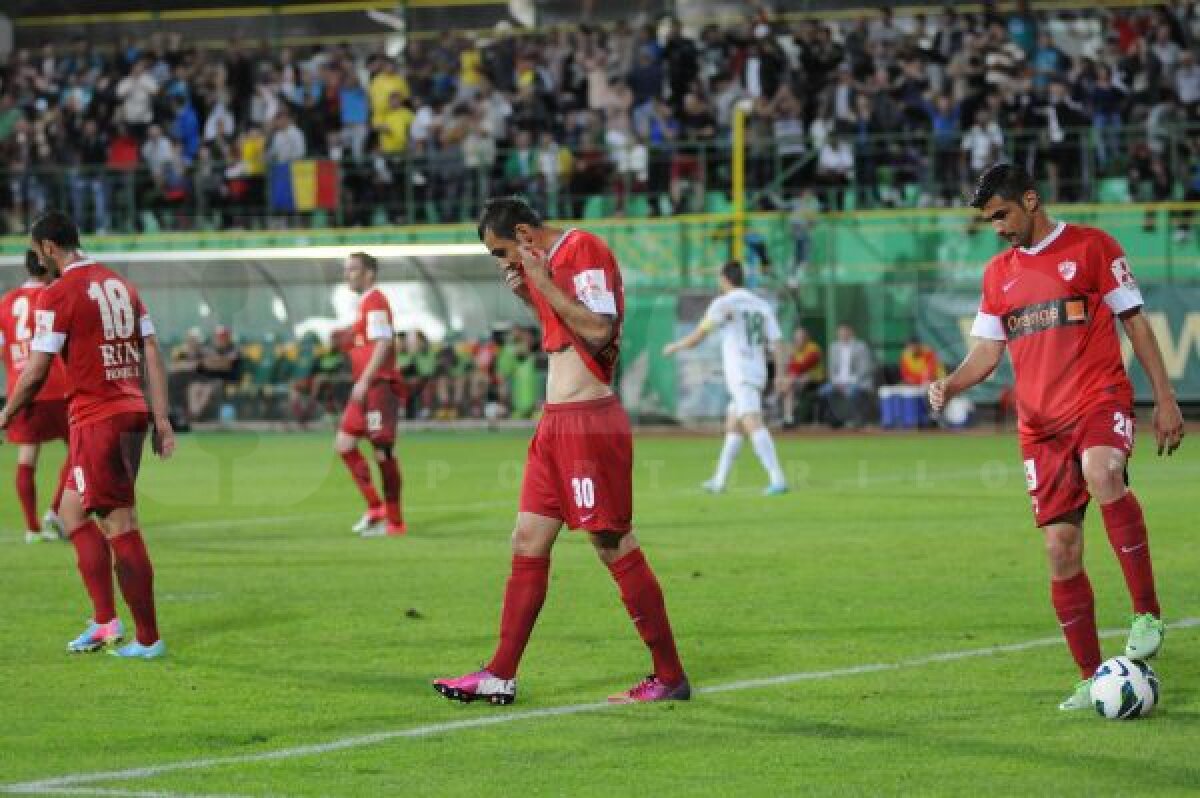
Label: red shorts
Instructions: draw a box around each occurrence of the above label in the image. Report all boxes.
[519,394,632,533]
[1020,401,1135,527]
[6,399,69,444]
[67,412,148,513]
[339,379,400,445]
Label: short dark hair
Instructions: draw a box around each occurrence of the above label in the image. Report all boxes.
[30,210,81,250]
[970,163,1036,209]
[720,260,745,287]
[348,251,378,274]
[24,248,46,278]
[477,196,542,241]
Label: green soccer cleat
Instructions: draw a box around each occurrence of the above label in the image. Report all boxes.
[1058,678,1093,711]
[1125,613,1165,661]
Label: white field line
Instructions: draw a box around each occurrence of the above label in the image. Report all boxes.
[3,789,265,798]
[5,617,1196,796]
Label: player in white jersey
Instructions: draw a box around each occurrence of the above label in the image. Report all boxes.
[663,261,789,495]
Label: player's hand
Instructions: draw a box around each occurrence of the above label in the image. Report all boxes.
[517,244,550,285]
[662,341,680,357]
[928,378,949,413]
[502,264,532,302]
[350,379,369,405]
[0,410,9,432]
[1152,397,1185,456]
[152,416,176,459]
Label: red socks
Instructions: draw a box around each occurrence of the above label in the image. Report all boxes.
[16,463,39,532]
[1051,571,1103,679]
[486,555,550,679]
[1101,491,1161,618]
[70,521,116,624]
[52,460,70,514]
[110,530,159,645]
[340,449,382,509]
[608,548,686,686]
[376,449,403,524]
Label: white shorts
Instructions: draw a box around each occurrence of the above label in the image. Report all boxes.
[727,382,764,418]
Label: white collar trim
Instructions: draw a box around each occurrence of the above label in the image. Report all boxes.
[62,257,97,274]
[546,228,577,261]
[1019,221,1066,255]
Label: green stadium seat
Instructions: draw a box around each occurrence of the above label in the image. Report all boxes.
[703,191,732,214]
[583,195,613,219]
[370,207,389,226]
[311,209,331,228]
[625,195,651,218]
[1098,177,1132,204]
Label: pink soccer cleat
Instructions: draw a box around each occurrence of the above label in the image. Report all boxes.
[432,669,516,705]
[608,675,692,704]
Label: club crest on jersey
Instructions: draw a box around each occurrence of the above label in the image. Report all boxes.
[1057,260,1077,281]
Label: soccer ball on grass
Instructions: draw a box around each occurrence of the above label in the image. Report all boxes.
[1090,656,1159,720]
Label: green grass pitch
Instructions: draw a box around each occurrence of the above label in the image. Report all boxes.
[1,429,1198,796]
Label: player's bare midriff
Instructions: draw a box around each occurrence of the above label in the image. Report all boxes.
[545,345,612,404]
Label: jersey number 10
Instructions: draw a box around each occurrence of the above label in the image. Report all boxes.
[88,279,136,341]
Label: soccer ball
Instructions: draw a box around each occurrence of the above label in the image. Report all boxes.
[1090,656,1159,720]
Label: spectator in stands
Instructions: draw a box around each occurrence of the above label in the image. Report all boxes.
[115,57,157,137]
[267,109,305,164]
[815,129,854,210]
[68,116,110,234]
[168,328,205,424]
[782,327,824,427]
[817,323,873,429]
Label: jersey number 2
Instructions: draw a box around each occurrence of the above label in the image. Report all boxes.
[88,279,135,340]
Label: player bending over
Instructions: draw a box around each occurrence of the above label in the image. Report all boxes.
[0,249,72,542]
[663,260,789,495]
[433,197,689,705]
[0,211,175,658]
[930,164,1184,710]
[336,252,406,537]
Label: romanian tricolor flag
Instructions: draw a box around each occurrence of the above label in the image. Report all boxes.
[269,160,339,212]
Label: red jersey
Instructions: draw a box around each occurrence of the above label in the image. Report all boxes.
[971,222,1141,443]
[31,259,153,425]
[526,228,623,384]
[0,281,69,401]
[349,287,398,382]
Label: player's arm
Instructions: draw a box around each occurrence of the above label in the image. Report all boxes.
[929,338,1005,413]
[0,350,53,430]
[519,247,614,350]
[142,333,177,459]
[662,319,714,356]
[1121,310,1184,455]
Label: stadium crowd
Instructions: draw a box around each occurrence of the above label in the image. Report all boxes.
[5,3,1200,232]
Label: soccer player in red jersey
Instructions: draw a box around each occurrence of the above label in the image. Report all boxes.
[930,164,1185,710]
[0,211,176,658]
[336,252,405,537]
[433,197,689,705]
[0,249,72,543]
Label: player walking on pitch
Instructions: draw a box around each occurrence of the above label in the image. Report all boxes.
[433,197,689,704]
[0,249,72,543]
[929,164,1185,709]
[0,211,175,658]
[335,252,405,537]
[663,260,789,495]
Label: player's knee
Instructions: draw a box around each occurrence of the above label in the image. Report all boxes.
[1044,534,1083,575]
[1081,459,1124,502]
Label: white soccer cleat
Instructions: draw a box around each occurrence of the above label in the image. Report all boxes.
[41,510,65,541]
